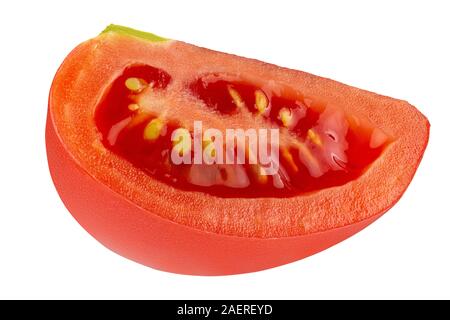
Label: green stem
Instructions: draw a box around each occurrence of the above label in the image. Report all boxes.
[101,24,168,42]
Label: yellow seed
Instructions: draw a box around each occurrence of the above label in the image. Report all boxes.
[279,108,292,127]
[258,172,268,184]
[202,138,216,158]
[128,103,140,111]
[228,85,245,108]
[125,77,147,92]
[172,128,191,156]
[252,165,268,184]
[282,149,298,172]
[254,90,268,113]
[143,118,164,141]
[307,129,322,147]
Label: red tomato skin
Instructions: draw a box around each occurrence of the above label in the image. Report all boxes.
[46,113,382,275]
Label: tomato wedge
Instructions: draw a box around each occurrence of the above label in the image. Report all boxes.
[46,25,429,275]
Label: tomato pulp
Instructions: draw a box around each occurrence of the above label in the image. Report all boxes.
[95,65,390,197]
[46,25,429,275]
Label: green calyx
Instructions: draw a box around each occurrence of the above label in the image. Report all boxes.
[101,24,168,42]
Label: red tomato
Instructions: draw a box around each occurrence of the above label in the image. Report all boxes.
[46,25,429,275]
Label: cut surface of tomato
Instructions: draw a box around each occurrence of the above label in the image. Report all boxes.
[95,65,390,197]
[46,25,429,275]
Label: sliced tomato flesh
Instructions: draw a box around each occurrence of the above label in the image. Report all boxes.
[95,64,391,197]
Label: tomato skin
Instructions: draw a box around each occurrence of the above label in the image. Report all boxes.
[47,113,384,275]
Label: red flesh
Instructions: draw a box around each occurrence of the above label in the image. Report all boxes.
[95,65,389,197]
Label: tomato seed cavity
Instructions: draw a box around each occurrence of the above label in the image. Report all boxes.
[95,65,391,198]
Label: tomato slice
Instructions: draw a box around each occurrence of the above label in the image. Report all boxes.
[46,25,429,275]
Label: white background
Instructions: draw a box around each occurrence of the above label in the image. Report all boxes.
[0,0,449,299]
